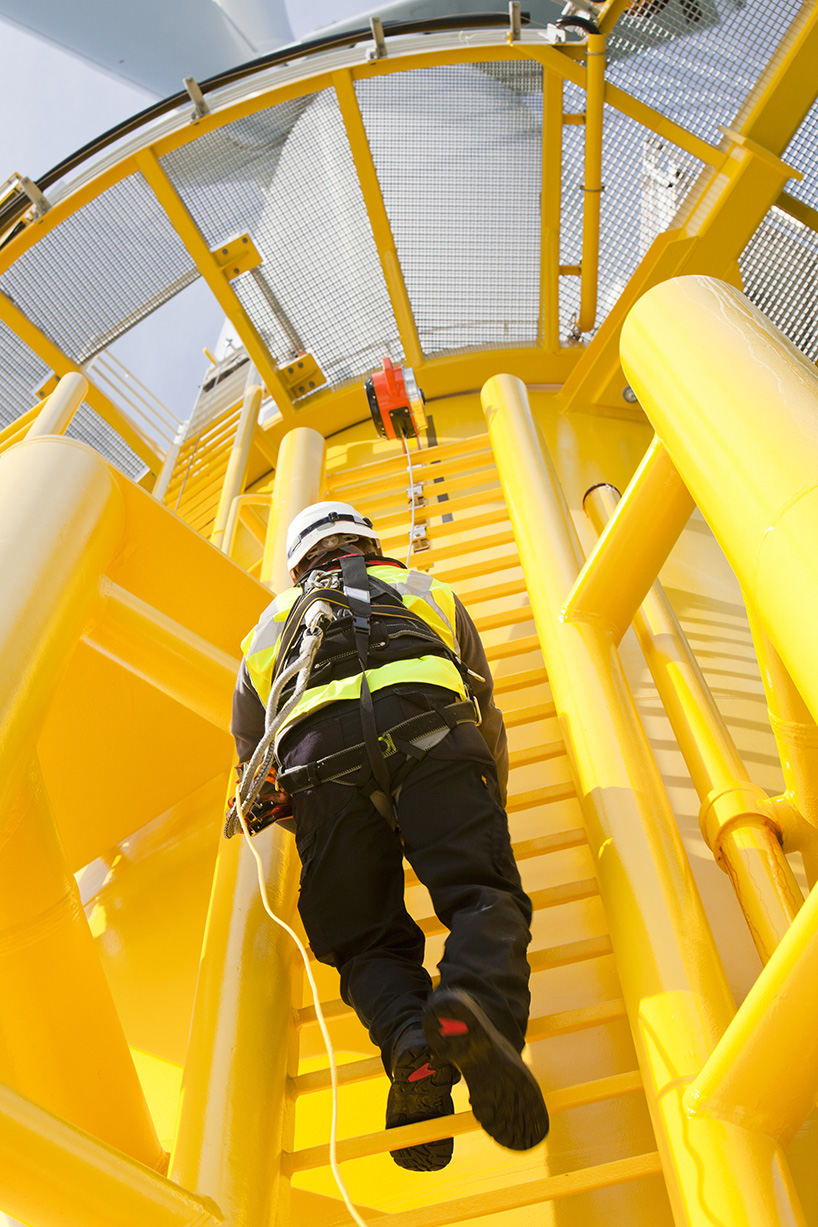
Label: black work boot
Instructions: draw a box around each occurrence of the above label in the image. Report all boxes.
[422,988,548,1152]
[386,1033,460,1172]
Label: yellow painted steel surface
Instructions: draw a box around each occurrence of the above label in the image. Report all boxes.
[0,13,817,1227]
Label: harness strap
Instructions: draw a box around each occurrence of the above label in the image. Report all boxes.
[340,553,395,813]
[276,699,478,794]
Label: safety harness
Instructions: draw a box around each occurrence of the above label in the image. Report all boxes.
[273,554,478,820]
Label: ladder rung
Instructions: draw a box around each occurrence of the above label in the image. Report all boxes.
[484,634,542,663]
[421,527,515,565]
[434,550,521,586]
[504,701,557,727]
[493,666,547,693]
[285,1070,644,1173]
[366,484,504,532]
[462,577,527,608]
[346,1151,663,1227]
[327,434,493,493]
[404,827,586,886]
[472,605,533,635]
[417,879,598,937]
[507,781,576,811]
[296,935,613,1029]
[528,934,613,972]
[292,999,626,1096]
[508,741,566,770]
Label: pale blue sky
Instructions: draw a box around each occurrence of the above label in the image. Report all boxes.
[0,1,367,424]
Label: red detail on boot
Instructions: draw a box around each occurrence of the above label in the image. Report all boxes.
[408,1062,436,1082]
[438,1017,469,1037]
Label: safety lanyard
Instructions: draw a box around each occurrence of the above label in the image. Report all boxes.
[339,554,395,809]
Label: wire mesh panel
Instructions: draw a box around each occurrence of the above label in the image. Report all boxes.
[357,63,543,357]
[560,83,704,338]
[606,0,803,146]
[783,100,818,213]
[0,321,50,426]
[162,91,403,392]
[0,174,198,364]
[66,402,149,480]
[741,207,818,362]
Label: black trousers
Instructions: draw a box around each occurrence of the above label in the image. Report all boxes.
[278,685,533,1075]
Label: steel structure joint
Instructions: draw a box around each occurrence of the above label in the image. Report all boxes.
[699,785,782,870]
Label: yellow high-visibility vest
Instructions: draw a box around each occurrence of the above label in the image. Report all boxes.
[242,563,467,747]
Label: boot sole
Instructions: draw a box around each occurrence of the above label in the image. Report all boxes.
[386,1045,456,1172]
[422,989,548,1151]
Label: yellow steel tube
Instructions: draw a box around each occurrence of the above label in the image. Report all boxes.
[540,70,562,351]
[261,426,326,592]
[0,437,163,1166]
[585,483,803,961]
[620,277,818,736]
[575,33,605,334]
[84,579,239,728]
[0,1080,221,1227]
[564,437,694,642]
[685,873,818,1143]
[210,384,263,551]
[27,371,87,438]
[482,374,806,1227]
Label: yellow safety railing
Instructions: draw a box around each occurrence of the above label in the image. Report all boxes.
[481,368,808,1225]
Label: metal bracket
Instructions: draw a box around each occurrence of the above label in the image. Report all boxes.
[211,233,262,280]
[2,174,51,219]
[367,16,386,60]
[279,354,327,398]
[508,2,522,42]
[411,524,430,553]
[184,76,209,122]
[407,483,425,505]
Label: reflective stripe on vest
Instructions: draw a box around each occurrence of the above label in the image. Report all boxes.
[241,564,466,742]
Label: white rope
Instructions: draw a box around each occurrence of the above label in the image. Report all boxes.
[234,601,370,1227]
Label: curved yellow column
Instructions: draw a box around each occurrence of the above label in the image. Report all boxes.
[482,374,806,1227]
[0,437,164,1168]
[261,427,326,592]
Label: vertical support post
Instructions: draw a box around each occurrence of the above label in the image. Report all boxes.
[585,483,804,961]
[170,460,304,1225]
[576,32,605,334]
[260,427,326,593]
[481,374,807,1227]
[0,438,164,1168]
[153,422,187,505]
[210,384,263,552]
[27,372,87,439]
[540,70,563,351]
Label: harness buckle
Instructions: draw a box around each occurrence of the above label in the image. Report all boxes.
[378,730,398,756]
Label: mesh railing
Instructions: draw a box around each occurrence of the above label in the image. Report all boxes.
[560,83,704,337]
[0,173,198,364]
[357,62,543,357]
[0,320,50,426]
[782,99,818,214]
[741,207,818,362]
[606,0,803,146]
[161,90,403,392]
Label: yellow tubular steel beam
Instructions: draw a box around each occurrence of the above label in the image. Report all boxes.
[585,483,803,961]
[0,438,163,1167]
[576,33,605,334]
[169,525,301,1227]
[540,69,562,351]
[261,426,326,592]
[210,384,263,551]
[333,69,422,368]
[563,437,695,642]
[733,0,818,154]
[0,291,160,471]
[746,610,818,885]
[620,277,818,739]
[481,374,807,1227]
[0,1081,221,1227]
[684,876,818,1143]
[134,147,296,419]
[84,579,239,727]
[224,494,270,560]
[154,425,186,504]
[27,372,87,438]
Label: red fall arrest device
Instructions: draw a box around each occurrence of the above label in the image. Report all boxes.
[365,357,427,441]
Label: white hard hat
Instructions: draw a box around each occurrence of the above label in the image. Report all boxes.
[286,501,380,574]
